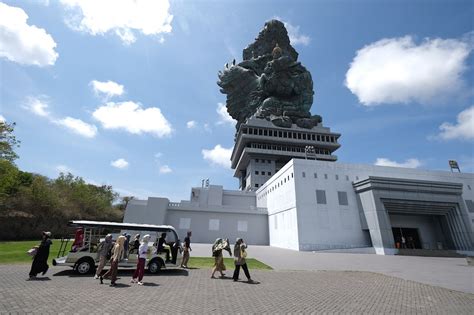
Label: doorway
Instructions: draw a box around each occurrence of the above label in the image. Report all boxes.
[392,227,422,249]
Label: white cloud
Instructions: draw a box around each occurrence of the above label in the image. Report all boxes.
[159,165,172,174]
[438,106,474,140]
[216,103,235,126]
[375,158,422,168]
[60,0,173,45]
[345,36,472,106]
[90,80,124,98]
[202,144,232,168]
[92,101,172,137]
[0,115,5,122]
[54,116,98,138]
[111,158,129,169]
[23,96,50,117]
[154,152,163,158]
[186,120,197,129]
[283,21,310,46]
[0,2,58,66]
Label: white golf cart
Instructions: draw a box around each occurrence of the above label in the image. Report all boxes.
[53,220,183,275]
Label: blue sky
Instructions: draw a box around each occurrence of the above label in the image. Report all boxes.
[1,0,473,201]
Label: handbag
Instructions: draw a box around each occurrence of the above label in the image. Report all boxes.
[240,248,247,258]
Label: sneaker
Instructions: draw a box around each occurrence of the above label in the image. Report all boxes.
[130,278,137,283]
[99,276,104,284]
[42,266,48,276]
[137,281,144,285]
[94,275,99,279]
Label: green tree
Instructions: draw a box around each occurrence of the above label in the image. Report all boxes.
[0,121,20,162]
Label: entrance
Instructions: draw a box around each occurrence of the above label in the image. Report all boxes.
[392,227,422,249]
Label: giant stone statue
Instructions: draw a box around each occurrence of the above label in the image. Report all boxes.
[217,19,321,130]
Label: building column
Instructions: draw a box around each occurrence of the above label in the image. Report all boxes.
[358,191,396,255]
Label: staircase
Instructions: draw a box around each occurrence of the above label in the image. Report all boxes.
[397,249,465,258]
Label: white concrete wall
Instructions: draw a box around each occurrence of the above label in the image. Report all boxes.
[166,209,268,245]
[257,159,474,252]
[123,198,169,226]
[292,161,370,250]
[257,161,299,250]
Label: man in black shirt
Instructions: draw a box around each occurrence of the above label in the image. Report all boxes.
[181,231,192,268]
[156,233,171,262]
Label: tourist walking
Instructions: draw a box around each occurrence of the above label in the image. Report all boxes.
[28,231,52,280]
[94,234,113,279]
[211,238,232,278]
[131,234,150,285]
[232,238,254,283]
[181,231,192,268]
[130,234,140,254]
[100,235,125,286]
[123,233,131,259]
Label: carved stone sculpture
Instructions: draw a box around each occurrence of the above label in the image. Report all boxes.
[217,19,322,129]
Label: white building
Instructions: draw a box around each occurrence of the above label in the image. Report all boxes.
[256,159,474,255]
[124,114,474,255]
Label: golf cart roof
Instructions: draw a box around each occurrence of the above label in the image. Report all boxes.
[67,220,177,233]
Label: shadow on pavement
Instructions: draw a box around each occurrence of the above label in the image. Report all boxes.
[53,269,189,277]
[142,282,159,287]
[26,277,51,281]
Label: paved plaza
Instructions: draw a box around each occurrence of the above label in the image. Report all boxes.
[1,260,473,314]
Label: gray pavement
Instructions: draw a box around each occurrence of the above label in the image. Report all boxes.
[1,264,473,314]
[190,243,474,294]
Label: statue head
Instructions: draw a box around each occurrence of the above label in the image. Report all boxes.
[272,43,282,59]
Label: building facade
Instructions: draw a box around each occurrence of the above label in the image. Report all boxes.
[256,159,474,254]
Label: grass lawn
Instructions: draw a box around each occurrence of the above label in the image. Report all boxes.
[0,241,273,270]
[187,257,272,270]
[0,240,62,265]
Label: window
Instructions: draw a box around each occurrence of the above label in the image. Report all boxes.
[238,220,248,232]
[314,173,317,178]
[316,190,327,204]
[268,172,272,176]
[338,191,349,206]
[255,171,259,175]
[466,200,474,213]
[356,176,359,180]
[255,184,259,188]
[335,175,339,180]
[302,172,306,178]
[209,219,220,231]
[179,218,191,230]
[268,160,271,163]
[291,173,294,178]
[324,174,328,179]
[255,159,259,163]
[346,175,349,181]
[468,185,472,190]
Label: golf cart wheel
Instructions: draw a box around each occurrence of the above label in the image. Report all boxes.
[148,259,162,274]
[75,258,95,275]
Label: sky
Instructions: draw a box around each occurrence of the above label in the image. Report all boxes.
[0,0,473,202]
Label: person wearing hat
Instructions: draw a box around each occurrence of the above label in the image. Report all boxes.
[28,231,52,280]
[94,234,114,279]
[232,238,254,283]
[131,234,150,285]
[100,235,126,286]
